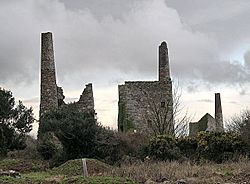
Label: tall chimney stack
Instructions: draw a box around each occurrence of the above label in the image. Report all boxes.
[40,32,58,118]
[159,41,170,82]
[215,93,224,131]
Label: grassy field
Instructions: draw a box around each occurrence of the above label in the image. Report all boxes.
[1,158,250,183]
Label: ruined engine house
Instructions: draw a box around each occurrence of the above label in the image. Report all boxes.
[39,32,94,119]
[118,41,174,134]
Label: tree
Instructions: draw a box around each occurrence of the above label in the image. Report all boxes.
[0,88,34,155]
[141,82,191,137]
[226,110,250,148]
[226,110,250,133]
[38,103,98,160]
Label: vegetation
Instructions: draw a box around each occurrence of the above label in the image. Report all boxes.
[146,135,181,161]
[1,157,250,183]
[2,87,250,183]
[144,132,248,163]
[110,159,250,183]
[0,158,134,184]
[0,88,34,156]
[227,110,250,150]
[38,104,98,162]
[37,104,149,165]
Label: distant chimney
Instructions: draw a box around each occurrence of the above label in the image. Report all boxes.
[159,41,170,82]
[215,93,224,132]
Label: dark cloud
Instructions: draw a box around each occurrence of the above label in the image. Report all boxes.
[0,0,250,93]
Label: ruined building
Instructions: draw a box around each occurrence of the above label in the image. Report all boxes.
[39,32,94,119]
[118,41,173,134]
[189,93,224,136]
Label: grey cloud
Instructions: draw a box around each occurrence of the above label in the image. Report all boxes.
[244,50,250,68]
[197,99,213,103]
[22,97,39,104]
[228,101,239,105]
[0,0,250,94]
[239,89,246,96]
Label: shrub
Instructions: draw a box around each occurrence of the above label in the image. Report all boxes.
[146,135,181,161]
[37,132,64,161]
[94,128,150,165]
[7,135,41,159]
[38,104,98,161]
[144,132,248,163]
[177,136,198,159]
[196,131,248,163]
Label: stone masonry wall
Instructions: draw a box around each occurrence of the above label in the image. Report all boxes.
[118,41,173,134]
[40,32,58,117]
[76,83,95,113]
[40,32,95,121]
[215,93,224,132]
[118,80,173,134]
[189,93,224,136]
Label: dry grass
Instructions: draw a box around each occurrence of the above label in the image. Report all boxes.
[107,159,250,183]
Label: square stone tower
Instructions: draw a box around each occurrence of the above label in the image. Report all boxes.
[118,41,173,135]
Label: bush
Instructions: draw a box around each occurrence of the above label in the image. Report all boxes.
[177,136,198,160]
[143,132,248,163]
[7,135,41,159]
[94,129,149,165]
[37,132,64,160]
[146,135,181,161]
[38,104,98,161]
[38,103,151,165]
[196,131,248,163]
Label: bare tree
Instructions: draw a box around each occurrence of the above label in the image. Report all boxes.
[226,109,250,134]
[140,81,192,137]
[226,110,250,146]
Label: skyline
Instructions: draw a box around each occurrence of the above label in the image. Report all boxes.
[0,0,250,136]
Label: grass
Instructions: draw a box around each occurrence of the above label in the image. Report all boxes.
[1,157,250,183]
[108,159,250,183]
[0,158,48,173]
[0,158,134,184]
[51,158,111,176]
[0,174,134,184]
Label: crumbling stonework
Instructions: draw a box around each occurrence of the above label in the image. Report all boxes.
[57,86,65,106]
[189,93,224,136]
[39,32,95,120]
[75,83,95,113]
[40,32,58,117]
[118,41,173,134]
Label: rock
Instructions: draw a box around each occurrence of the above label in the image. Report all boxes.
[0,170,21,178]
[177,179,187,184]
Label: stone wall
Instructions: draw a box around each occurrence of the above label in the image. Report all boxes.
[189,93,224,136]
[40,32,58,117]
[40,32,95,121]
[215,93,224,132]
[75,83,95,113]
[118,41,173,134]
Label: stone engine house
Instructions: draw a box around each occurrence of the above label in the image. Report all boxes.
[189,93,224,136]
[40,32,94,119]
[118,41,174,134]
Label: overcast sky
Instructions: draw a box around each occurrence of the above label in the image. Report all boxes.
[0,0,250,136]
